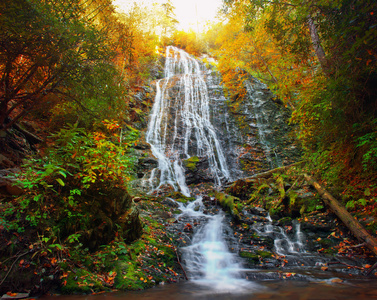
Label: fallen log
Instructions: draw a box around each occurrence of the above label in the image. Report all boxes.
[244,161,306,181]
[304,174,377,257]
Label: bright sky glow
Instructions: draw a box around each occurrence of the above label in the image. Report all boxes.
[172,0,223,31]
[113,0,223,32]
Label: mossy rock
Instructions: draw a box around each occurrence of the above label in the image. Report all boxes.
[239,251,259,262]
[165,191,195,203]
[183,156,199,171]
[225,179,255,200]
[60,269,107,294]
[239,250,273,262]
[60,181,143,251]
[214,191,241,222]
[256,250,273,259]
[277,217,292,226]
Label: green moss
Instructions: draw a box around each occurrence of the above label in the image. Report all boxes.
[239,250,273,263]
[60,269,106,294]
[248,183,270,204]
[278,217,292,226]
[214,191,241,222]
[114,261,146,290]
[165,191,195,203]
[183,156,200,171]
[269,206,283,218]
[239,251,259,261]
[255,250,273,258]
[288,191,298,207]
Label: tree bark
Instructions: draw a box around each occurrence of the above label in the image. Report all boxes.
[304,174,377,257]
[13,122,43,145]
[307,16,328,74]
[243,161,306,181]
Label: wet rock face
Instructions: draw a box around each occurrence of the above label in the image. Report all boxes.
[182,156,213,185]
[134,47,301,196]
[137,157,158,178]
[205,69,301,179]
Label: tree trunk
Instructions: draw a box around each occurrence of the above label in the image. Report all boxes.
[307,16,328,74]
[243,161,306,181]
[304,174,377,256]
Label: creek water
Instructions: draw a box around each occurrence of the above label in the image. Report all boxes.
[42,279,377,300]
[175,198,258,293]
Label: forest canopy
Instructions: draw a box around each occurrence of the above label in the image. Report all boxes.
[209,0,377,190]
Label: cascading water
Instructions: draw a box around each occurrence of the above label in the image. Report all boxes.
[146,46,231,196]
[176,198,258,293]
[145,47,356,293]
[146,47,257,292]
[252,215,306,256]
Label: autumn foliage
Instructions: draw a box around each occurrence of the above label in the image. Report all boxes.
[210,0,377,197]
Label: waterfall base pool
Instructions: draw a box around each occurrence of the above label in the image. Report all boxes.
[42,279,377,300]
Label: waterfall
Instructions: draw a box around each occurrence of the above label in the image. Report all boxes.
[146,46,231,196]
[176,198,259,293]
[245,81,282,168]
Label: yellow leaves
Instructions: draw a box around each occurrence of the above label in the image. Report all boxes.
[102,119,120,131]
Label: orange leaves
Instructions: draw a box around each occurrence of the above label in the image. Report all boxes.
[102,271,117,286]
[283,272,296,278]
[102,119,120,131]
[6,293,18,297]
[93,132,107,142]
[364,264,372,269]
[183,223,192,231]
[50,257,57,265]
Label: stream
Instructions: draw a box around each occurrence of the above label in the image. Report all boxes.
[42,47,377,300]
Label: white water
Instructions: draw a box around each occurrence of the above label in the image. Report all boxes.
[251,213,306,256]
[273,224,305,255]
[177,198,259,293]
[146,46,231,196]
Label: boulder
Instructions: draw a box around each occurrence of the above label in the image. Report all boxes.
[182,156,213,185]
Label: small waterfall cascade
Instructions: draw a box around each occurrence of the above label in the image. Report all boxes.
[251,213,306,256]
[176,198,258,292]
[146,46,231,196]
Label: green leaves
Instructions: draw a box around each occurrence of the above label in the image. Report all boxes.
[56,178,65,187]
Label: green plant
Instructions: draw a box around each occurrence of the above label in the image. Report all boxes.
[2,122,140,249]
[357,129,377,171]
[346,198,368,210]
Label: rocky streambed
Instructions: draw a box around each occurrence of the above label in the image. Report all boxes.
[154,190,375,284]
